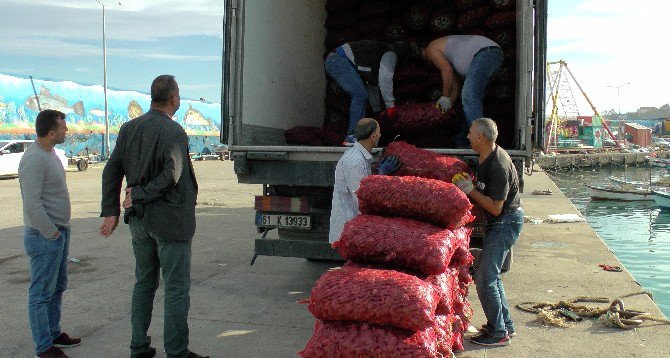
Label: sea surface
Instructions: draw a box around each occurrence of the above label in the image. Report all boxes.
[546,165,670,317]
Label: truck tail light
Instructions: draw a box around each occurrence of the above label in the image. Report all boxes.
[254,196,310,214]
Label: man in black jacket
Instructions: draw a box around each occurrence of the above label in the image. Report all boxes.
[325,40,409,146]
[100,75,207,358]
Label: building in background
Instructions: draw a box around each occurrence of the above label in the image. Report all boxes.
[0,73,221,157]
[623,122,651,147]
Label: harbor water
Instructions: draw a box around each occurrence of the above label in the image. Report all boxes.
[547,165,670,317]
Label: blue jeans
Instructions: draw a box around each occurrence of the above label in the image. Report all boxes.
[455,47,504,148]
[129,218,192,358]
[24,226,70,355]
[474,208,523,337]
[325,52,368,134]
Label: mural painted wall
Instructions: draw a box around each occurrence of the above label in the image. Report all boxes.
[0,73,222,156]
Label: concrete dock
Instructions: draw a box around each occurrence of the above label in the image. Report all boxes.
[1,161,668,357]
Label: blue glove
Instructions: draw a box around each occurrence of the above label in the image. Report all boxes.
[378,155,401,175]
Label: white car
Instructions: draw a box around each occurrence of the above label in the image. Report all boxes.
[0,140,68,178]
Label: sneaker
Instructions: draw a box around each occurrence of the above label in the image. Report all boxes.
[470,332,510,347]
[187,353,210,358]
[134,347,157,358]
[52,333,81,348]
[36,346,68,358]
[481,323,516,338]
[342,134,356,146]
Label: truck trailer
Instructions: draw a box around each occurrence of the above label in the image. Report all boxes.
[222,0,548,262]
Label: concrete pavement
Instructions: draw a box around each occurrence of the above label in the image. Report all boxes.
[0,160,668,357]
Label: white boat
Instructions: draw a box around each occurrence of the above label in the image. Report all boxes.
[586,184,654,201]
[608,176,649,187]
[652,188,670,208]
[649,157,670,167]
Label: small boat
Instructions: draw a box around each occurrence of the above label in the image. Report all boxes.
[652,188,670,208]
[608,176,649,187]
[586,184,654,201]
[649,157,670,167]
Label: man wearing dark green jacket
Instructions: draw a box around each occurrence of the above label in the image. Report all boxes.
[100,75,207,358]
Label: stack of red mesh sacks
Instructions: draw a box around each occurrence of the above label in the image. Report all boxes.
[300,142,475,357]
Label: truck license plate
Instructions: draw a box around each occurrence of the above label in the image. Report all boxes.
[256,213,311,229]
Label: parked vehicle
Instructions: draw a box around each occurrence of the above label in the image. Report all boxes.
[0,140,68,178]
[222,0,548,261]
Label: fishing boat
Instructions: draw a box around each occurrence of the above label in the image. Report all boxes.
[586,184,654,201]
[649,157,670,167]
[652,188,670,209]
[608,176,649,187]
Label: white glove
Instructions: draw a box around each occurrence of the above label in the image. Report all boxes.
[436,96,452,113]
[452,172,474,195]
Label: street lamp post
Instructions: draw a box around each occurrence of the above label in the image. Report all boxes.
[95,0,120,160]
[607,82,631,116]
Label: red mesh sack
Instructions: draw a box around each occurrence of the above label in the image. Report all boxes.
[395,83,429,102]
[385,141,473,183]
[405,3,430,32]
[325,0,361,14]
[424,268,460,315]
[434,315,456,357]
[392,103,452,134]
[484,11,516,29]
[451,314,466,352]
[285,126,342,147]
[491,0,515,10]
[342,262,460,318]
[299,320,439,358]
[334,215,459,275]
[396,64,430,83]
[325,12,359,30]
[285,126,324,146]
[430,9,456,35]
[307,265,440,331]
[358,175,474,230]
[457,6,491,31]
[454,0,488,11]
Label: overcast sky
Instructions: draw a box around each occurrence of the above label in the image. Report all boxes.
[0,0,667,113]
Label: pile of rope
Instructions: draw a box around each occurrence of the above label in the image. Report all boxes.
[516,292,670,329]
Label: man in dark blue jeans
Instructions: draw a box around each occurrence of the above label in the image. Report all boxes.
[422,35,503,148]
[452,118,523,347]
[325,40,409,146]
[19,109,81,358]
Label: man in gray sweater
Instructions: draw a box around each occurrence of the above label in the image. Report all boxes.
[19,109,81,358]
[100,75,206,358]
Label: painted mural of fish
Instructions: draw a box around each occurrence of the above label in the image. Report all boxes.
[25,86,85,116]
[127,100,143,119]
[183,105,211,126]
[90,108,106,117]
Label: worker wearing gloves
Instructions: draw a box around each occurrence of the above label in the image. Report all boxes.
[329,118,401,244]
[325,40,410,146]
[452,118,523,347]
[422,35,503,148]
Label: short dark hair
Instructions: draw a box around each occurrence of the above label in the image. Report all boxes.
[354,118,378,140]
[35,110,66,137]
[151,75,178,103]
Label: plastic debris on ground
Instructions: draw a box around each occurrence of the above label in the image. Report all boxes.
[547,214,586,223]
